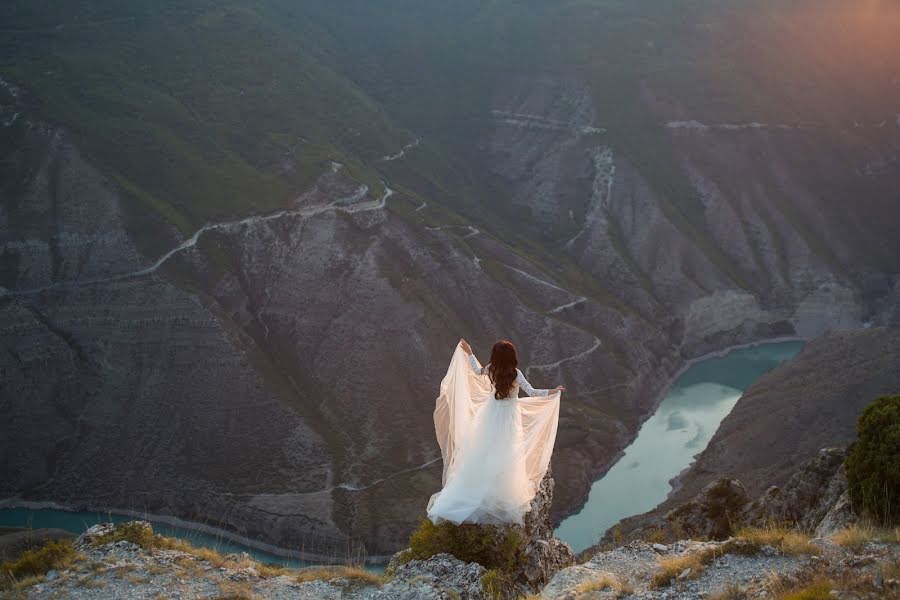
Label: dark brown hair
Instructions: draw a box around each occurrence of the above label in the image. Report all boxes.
[487,340,518,400]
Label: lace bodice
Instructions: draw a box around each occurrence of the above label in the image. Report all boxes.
[467,354,549,398]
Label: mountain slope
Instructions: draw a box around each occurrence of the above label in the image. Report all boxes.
[1,0,900,557]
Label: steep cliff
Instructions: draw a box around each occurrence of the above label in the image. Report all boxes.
[2,0,900,557]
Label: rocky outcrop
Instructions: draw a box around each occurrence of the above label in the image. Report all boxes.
[666,479,750,540]
[514,475,576,588]
[388,473,574,596]
[604,328,900,546]
[11,514,900,599]
[602,447,858,550]
[382,554,488,600]
[742,447,853,532]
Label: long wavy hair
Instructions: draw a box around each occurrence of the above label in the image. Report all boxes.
[487,340,518,400]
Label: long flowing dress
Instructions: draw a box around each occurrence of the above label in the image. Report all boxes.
[427,343,561,525]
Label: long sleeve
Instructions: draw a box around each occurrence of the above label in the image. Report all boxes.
[467,353,485,375]
[516,368,548,397]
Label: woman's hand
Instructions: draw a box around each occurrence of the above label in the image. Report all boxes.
[553,385,566,393]
[459,338,473,355]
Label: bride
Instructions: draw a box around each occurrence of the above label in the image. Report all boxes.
[427,339,565,525]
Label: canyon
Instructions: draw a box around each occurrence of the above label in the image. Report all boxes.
[1,0,900,559]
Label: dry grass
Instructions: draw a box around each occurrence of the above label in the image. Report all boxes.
[640,527,667,545]
[777,579,832,600]
[213,580,259,600]
[882,558,900,579]
[0,539,79,590]
[126,573,152,585]
[734,526,820,556]
[832,523,899,552]
[573,573,634,598]
[294,565,386,587]
[77,575,107,588]
[651,539,762,588]
[709,582,746,600]
[651,552,706,588]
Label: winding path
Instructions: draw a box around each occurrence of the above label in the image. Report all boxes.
[3,184,394,298]
[422,221,603,381]
[382,137,420,162]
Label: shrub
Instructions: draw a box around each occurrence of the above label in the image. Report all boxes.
[845,394,900,525]
[90,521,155,548]
[1,539,76,582]
[405,519,525,573]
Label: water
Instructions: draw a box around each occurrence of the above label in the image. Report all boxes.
[554,340,804,553]
[0,507,318,568]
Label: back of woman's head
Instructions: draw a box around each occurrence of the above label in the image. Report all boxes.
[488,340,518,399]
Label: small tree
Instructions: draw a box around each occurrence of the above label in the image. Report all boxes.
[845,394,900,525]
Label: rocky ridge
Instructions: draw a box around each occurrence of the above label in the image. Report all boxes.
[8,468,900,600]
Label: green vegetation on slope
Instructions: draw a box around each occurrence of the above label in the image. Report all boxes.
[846,394,900,526]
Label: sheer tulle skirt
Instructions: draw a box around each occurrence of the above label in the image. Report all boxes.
[428,344,560,526]
[427,397,534,525]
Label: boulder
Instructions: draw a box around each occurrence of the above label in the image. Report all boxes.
[380,553,488,600]
[814,491,858,537]
[665,478,750,540]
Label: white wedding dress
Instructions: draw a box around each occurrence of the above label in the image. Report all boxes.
[427,343,561,525]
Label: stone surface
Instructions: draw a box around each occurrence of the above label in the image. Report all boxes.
[814,492,858,538]
[379,553,488,600]
[387,473,574,595]
[665,479,750,540]
[742,448,851,532]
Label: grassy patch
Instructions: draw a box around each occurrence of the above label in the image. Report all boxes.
[88,522,285,579]
[405,519,525,573]
[651,539,760,588]
[709,582,747,600]
[294,565,385,587]
[778,579,832,600]
[90,521,156,549]
[573,574,634,598]
[480,568,510,600]
[0,539,77,587]
[734,525,820,556]
[832,523,899,552]
[403,518,526,598]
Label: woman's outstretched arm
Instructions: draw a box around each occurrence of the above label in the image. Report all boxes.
[515,369,566,396]
[459,338,484,375]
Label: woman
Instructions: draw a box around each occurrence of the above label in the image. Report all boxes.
[427,339,565,525]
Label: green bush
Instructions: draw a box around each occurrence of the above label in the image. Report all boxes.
[845,394,900,525]
[405,519,525,573]
[1,539,76,582]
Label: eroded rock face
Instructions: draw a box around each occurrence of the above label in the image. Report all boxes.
[515,475,576,588]
[666,479,750,540]
[387,474,574,596]
[382,554,488,600]
[3,67,900,560]
[742,447,852,532]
